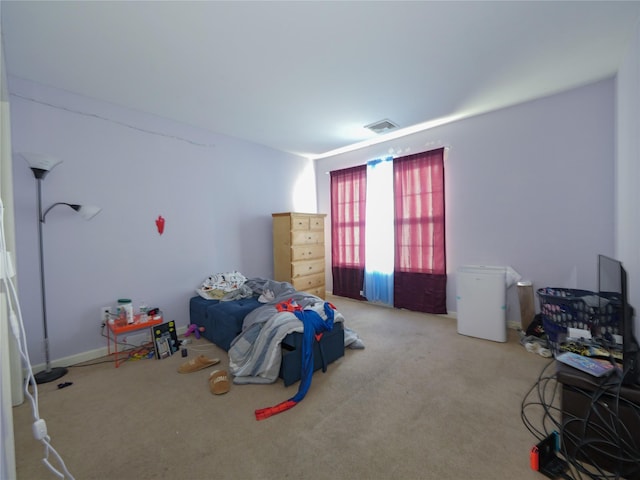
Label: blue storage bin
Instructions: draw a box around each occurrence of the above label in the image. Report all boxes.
[279,322,345,387]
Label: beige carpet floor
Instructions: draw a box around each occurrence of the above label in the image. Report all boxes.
[13,294,552,480]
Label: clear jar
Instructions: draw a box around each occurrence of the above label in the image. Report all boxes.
[117,299,134,324]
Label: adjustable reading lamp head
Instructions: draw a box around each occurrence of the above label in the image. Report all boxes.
[41,203,102,223]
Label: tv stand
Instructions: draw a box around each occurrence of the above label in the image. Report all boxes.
[556,362,640,479]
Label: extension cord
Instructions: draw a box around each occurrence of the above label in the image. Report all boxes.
[9,311,20,341]
[32,419,48,440]
[2,198,75,479]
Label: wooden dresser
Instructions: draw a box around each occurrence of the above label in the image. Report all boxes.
[272,212,326,299]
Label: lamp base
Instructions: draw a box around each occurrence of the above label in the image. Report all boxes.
[34,366,68,384]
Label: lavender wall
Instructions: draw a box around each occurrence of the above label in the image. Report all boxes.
[9,76,315,365]
[315,79,616,323]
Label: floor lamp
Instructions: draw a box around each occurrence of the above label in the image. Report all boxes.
[22,153,102,384]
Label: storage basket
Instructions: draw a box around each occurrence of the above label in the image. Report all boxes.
[590,291,622,339]
[536,288,621,355]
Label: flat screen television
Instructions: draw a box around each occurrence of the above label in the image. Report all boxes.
[598,254,640,386]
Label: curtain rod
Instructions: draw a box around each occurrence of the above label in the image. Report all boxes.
[325,145,450,174]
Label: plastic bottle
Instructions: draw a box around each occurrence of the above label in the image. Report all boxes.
[139,302,148,323]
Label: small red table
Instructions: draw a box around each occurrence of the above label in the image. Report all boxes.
[106,314,163,367]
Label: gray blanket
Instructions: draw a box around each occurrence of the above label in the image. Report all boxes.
[229,280,344,384]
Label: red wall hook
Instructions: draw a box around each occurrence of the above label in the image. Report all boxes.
[155,215,165,235]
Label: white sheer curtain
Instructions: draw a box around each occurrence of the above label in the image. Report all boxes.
[363,157,394,305]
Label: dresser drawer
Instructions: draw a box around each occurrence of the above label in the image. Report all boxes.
[292,230,323,245]
[304,285,325,299]
[309,215,325,230]
[290,215,310,230]
[291,259,324,278]
[291,244,324,262]
[292,273,325,291]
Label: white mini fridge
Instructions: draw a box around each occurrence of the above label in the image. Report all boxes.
[456,265,507,342]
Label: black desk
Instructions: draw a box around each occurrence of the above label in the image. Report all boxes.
[557,363,640,479]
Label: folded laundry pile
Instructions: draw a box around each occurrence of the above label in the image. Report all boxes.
[196,271,253,301]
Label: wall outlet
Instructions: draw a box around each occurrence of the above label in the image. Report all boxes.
[101,306,111,324]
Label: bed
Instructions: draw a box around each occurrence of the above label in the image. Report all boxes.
[189,277,353,385]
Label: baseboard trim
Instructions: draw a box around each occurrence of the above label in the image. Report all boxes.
[425,309,520,330]
[35,345,111,372]
[507,320,521,331]
[26,324,188,376]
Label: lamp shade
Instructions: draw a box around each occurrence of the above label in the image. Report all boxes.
[75,204,101,221]
[21,153,62,179]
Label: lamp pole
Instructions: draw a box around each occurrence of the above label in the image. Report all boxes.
[33,174,68,384]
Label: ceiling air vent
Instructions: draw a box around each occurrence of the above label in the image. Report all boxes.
[364,118,399,134]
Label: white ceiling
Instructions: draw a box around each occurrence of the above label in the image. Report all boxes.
[2,1,640,159]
